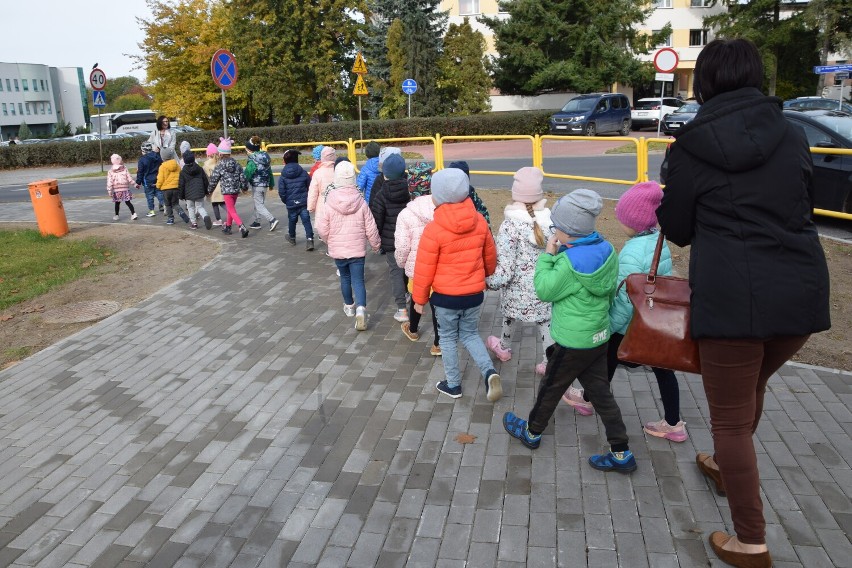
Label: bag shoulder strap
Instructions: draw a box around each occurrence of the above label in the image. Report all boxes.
[648,232,665,279]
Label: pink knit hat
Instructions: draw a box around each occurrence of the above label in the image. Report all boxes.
[110,154,123,167]
[321,146,337,162]
[511,167,544,203]
[206,143,218,157]
[616,181,663,233]
[217,137,233,154]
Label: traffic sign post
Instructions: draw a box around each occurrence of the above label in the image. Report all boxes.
[814,65,851,111]
[653,49,679,137]
[352,52,368,140]
[211,49,239,138]
[90,68,107,172]
[402,79,417,118]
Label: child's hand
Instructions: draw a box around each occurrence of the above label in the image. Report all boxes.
[414,303,424,314]
[546,234,560,255]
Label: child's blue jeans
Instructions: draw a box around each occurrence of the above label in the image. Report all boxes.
[287,206,314,239]
[434,304,494,389]
[143,183,164,211]
[334,257,366,307]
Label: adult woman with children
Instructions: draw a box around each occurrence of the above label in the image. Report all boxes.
[656,38,830,568]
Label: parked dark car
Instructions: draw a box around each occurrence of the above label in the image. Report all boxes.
[784,97,852,114]
[549,93,632,136]
[783,108,852,213]
[662,101,701,135]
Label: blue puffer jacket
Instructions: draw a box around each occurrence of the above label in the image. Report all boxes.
[278,162,310,209]
[609,232,672,335]
[135,151,162,189]
[357,157,380,202]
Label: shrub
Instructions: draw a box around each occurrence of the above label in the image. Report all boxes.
[0,111,556,169]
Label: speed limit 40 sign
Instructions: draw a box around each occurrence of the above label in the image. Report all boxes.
[90,68,107,91]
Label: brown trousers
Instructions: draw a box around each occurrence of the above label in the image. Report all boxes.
[699,335,809,545]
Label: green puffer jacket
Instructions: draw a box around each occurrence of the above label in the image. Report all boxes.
[534,242,618,349]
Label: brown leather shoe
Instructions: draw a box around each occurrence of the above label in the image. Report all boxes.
[709,532,771,568]
[696,452,726,496]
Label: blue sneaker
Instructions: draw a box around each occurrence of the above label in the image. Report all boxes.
[166,217,175,225]
[503,412,541,449]
[436,381,462,399]
[485,369,502,402]
[588,450,637,473]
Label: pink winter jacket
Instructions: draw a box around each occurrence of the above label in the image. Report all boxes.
[394,194,435,278]
[107,166,135,194]
[307,161,335,217]
[316,184,381,259]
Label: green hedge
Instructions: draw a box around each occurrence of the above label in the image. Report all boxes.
[0,111,555,170]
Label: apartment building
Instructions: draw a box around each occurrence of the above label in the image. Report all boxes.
[0,62,88,141]
[440,0,725,105]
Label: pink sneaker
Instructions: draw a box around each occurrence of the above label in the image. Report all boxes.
[562,387,594,416]
[486,335,512,362]
[643,419,688,442]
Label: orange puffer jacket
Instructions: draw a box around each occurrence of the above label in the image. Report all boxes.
[412,198,496,305]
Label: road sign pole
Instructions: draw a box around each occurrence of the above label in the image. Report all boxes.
[97,108,103,173]
[221,89,228,139]
[358,96,363,141]
[408,95,411,119]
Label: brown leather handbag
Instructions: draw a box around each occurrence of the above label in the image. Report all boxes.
[616,232,701,374]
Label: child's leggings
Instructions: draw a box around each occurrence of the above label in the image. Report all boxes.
[498,317,553,365]
[223,194,243,227]
[114,201,135,215]
[211,201,224,221]
[408,296,439,347]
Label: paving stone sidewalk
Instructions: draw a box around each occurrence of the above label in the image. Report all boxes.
[0,200,850,567]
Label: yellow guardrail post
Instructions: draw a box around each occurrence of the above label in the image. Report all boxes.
[347,138,356,164]
[435,134,443,170]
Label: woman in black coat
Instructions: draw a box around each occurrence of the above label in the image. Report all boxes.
[657,38,830,568]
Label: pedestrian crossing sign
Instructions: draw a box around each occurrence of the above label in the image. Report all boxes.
[92,91,107,108]
[353,74,368,96]
[352,52,367,75]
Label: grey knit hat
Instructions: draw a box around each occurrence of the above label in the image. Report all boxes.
[550,189,603,236]
[431,168,470,207]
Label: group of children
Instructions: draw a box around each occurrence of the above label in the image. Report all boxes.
[113,136,685,474]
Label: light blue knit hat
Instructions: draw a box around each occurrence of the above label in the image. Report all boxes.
[312,145,324,161]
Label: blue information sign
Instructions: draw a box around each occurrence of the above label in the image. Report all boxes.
[211,49,239,90]
[813,64,852,74]
[402,79,418,95]
[92,91,107,108]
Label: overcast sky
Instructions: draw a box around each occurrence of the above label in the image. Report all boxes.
[7,0,150,83]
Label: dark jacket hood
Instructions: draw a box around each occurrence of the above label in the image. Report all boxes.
[674,88,786,173]
[183,162,204,177]
[283,162,306,179]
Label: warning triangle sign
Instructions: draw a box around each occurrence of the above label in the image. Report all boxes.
[352,52,367,75]
[353,74,369,96]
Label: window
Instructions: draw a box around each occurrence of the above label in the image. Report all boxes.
[653,30,672,47]
[32,79,38,92]
[5,79,11,91]
[459,0,479,14]
[47,102,52,114]
[14,79,19,91]
[10,104,15,115]
[22,79,28,91]
[0,79,3,92]
[25,103,29,115]
[41,80,46,91]
[40,103,45,114]
[653,0,672,8]
[18,103,24,115]
[795,122,831,147]
[689,29,709,46]
[690,0,712,6]
[2,103,6,116]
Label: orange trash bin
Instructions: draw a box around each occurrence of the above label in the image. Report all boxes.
[28,179,69,237]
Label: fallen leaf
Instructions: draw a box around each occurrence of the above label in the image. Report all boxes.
[0,314,14,321]
[21,305,45,314]
[455,433,477,444]
[81,260,93,268]
[103,252,111,257]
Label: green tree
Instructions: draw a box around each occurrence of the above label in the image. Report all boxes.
[380,19,409,118]
[52,119,72,137]
[225,0,365,125]
[135,0,247,129]
[481,0,667,95]
[17,122,31,140]
[362,0,447,116]
[804,0,852,93]
[703,0,809,96]
[112,94,152,112]
[436,18,491,115]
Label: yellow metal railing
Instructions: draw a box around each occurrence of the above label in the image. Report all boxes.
[436,134,537,173]
[539,135,644,186]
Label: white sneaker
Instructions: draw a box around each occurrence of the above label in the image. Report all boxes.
[343,304,356,317]
[131,213,138,220]
[393,308,409,322]
[146,210,156,217]
[112,215,119,221]
[355,306,367,331]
